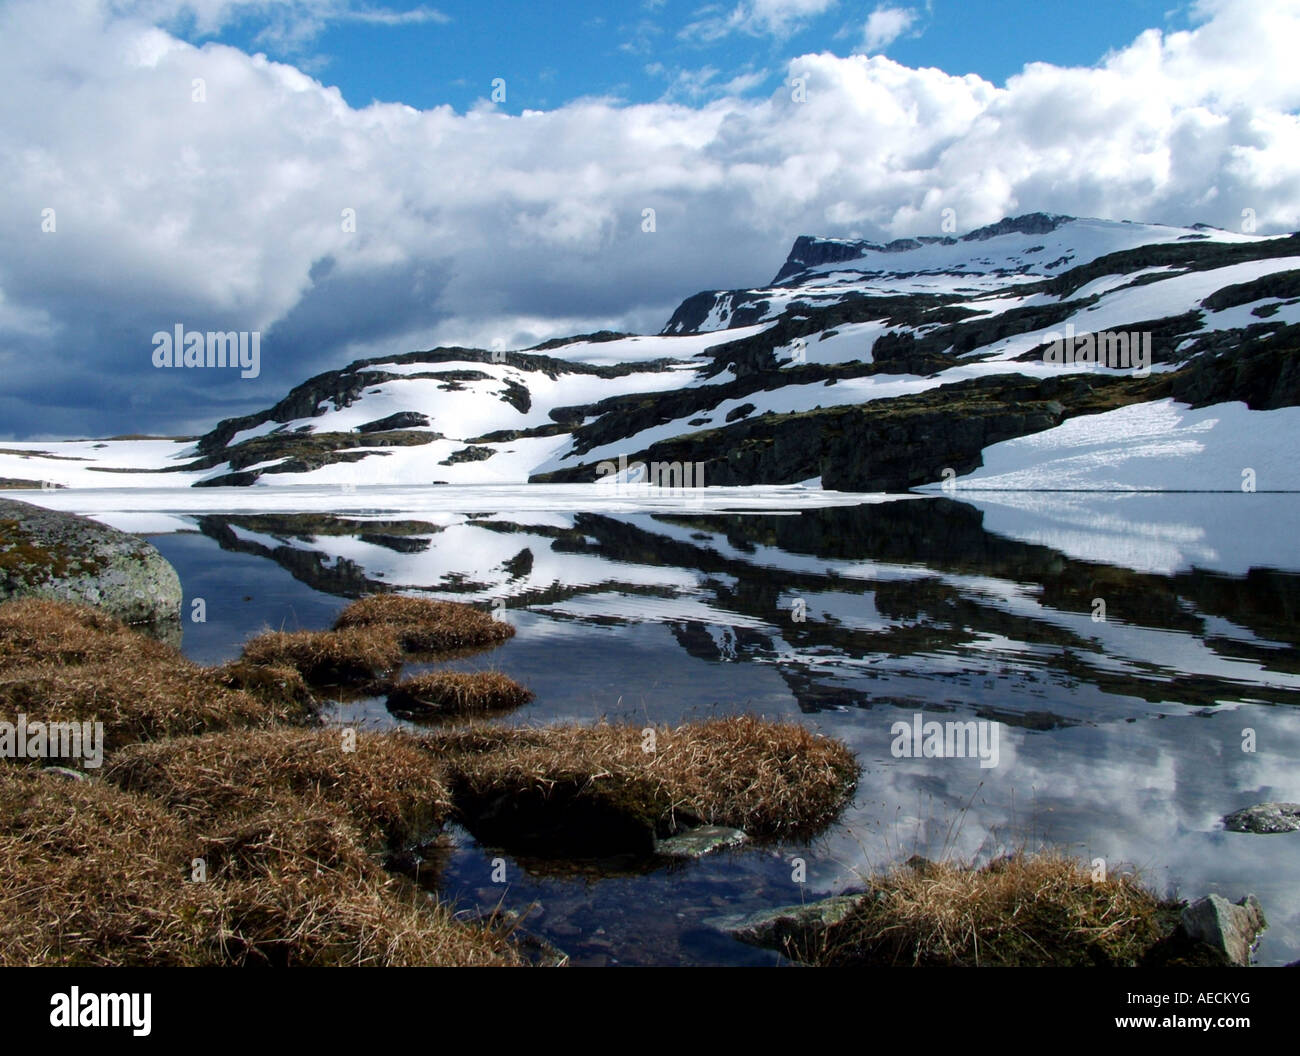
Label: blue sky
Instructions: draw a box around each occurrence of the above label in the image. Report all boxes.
[1,0,1297,439]
[175,1,1192,113]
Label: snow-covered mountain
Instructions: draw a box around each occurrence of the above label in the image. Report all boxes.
[4,212,1299,492]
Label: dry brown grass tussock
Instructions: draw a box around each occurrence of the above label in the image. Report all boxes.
[106,727,452,853]
[817,850,1175,967]
[0,600,307,754]
[239,626,402,685]
[334,594,514,654]
[0,761,519,967]
[0,598,176,667]
[428,714,859,841]
[388,670,533,718]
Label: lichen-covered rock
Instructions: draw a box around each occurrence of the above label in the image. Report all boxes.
[1223,802,1300,834]
[709,894,864,954]
[0,498,181,625]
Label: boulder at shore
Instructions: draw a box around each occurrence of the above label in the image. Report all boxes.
[1176,894,1268,966]
[0,498,181,625]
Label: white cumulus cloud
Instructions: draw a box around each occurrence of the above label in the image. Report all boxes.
[859,4,917,53]
[0,0,1297,438]
[682,0,840,41]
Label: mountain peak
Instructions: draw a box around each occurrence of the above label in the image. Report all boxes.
[772,213,1078,284]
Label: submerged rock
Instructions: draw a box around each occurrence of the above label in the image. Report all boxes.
[1223,802,1300,834]
[709,894,864,956]
[0,498,181,626]
[654,825,748,859]
[1176,894,1267,966]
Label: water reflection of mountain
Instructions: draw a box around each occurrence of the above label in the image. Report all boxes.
[196,497,1300,723]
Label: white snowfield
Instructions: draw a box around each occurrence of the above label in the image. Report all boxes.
[916,400,1300,493]
[1,215,1296,494]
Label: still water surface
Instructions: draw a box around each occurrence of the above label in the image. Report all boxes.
[141,491,1300,966]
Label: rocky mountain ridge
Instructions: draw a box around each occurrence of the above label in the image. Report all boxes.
[2,213,1298,493]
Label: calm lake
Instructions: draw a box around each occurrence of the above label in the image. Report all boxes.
[112,487,1300,966]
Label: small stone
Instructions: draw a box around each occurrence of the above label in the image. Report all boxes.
[42,765,90,782]
[655,825,749,859]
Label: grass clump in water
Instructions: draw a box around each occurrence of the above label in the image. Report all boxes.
[212,659,314,710]
[387,670,534,719]
[240,626,402,686]
[427,715,859,856]
[334,594,514,654]
[808,850,1179,967]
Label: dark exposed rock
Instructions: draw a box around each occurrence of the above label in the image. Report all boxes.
[661,290,727,334]
[1201,268,1300,312]
[439,445,495,466]
[960,212,1073,242]
[499,378,531,414]
[194,346,678,460]
[772,235,882,283]
[192,428,441,485]
[358,411,430,433]
[526,329,633,351]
